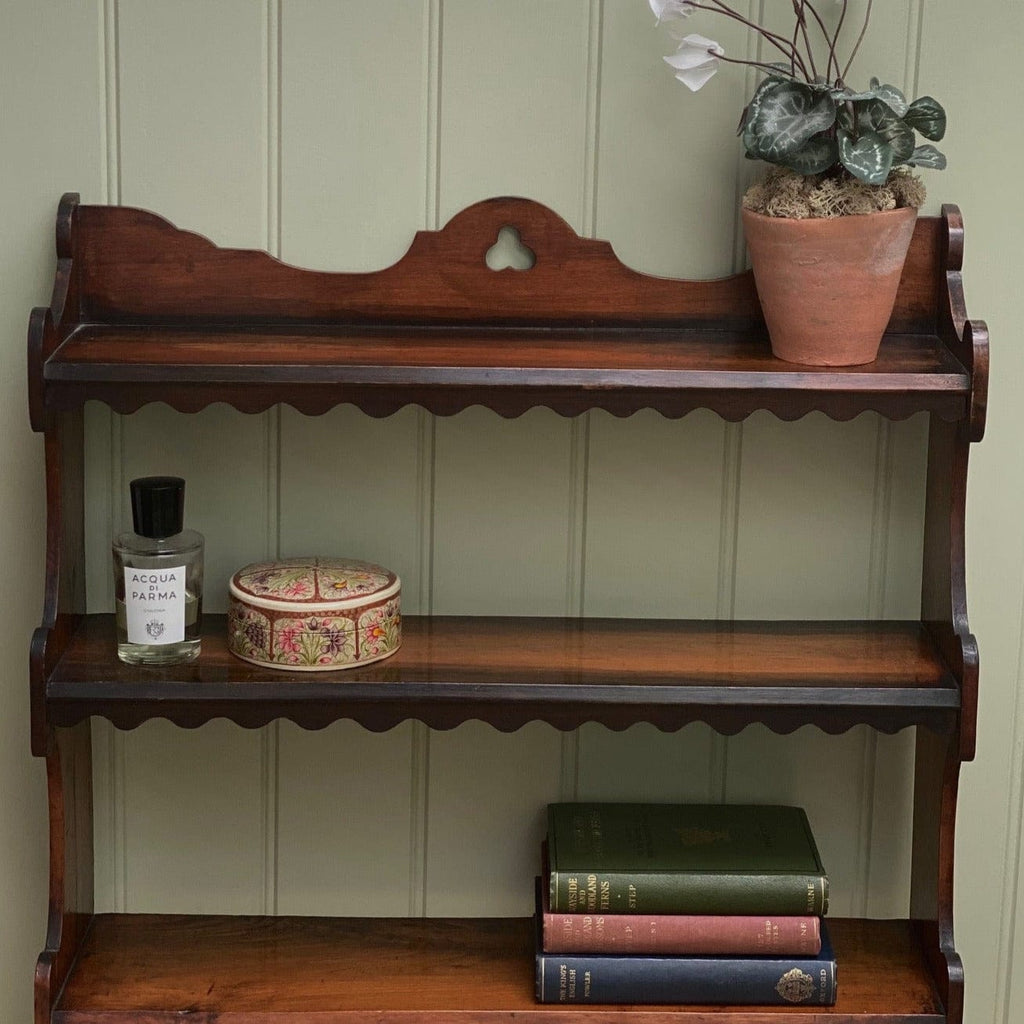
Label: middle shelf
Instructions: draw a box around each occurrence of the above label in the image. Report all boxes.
[45,615,959,735]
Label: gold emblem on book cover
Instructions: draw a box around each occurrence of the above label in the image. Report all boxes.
[775,967,815,1003]
[672,827,731,846]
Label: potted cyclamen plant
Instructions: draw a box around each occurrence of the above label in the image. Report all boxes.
[650,0,947,366]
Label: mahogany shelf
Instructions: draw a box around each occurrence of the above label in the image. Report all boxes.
[28,194,988,1024]
[44,615,959,735]
[27,194,986,433]
[54,915,943,1023]
[41,324,968,423]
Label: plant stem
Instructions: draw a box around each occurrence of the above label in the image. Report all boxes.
[842,0,872,81]
[711,50,803,81]
[794,1,819,80]
[688,1,812,80]
[830,0,849,84]
[802,0,840,81]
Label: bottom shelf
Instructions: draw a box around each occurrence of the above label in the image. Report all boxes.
[53,915,944,1022]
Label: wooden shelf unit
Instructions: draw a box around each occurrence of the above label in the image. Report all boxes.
[28,193,988,1024]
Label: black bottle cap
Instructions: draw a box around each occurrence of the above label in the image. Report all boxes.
[130,476,185,539]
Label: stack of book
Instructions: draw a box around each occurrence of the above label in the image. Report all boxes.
[535,802,837,1007]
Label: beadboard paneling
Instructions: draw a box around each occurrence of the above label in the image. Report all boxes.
[279,0,429,270]
[1,2,106,1015]
[424,722,563,917]
[278,406,427,609]
[117,0,269,241]
[117,404,274,911]
[432,407,578,617]
[437,0,591,228]
[276,722,416,916]
[576,723,721,803]
[276,406,427,914]
[724,725,874,918]
[733,412,882,620]
[916,4,1024,1022]
[596,0,754,277]
[583,409,727,619]
[69,0,942,976]
[427,0,596,912]
[121,722,268,914]
[108,0,274,912]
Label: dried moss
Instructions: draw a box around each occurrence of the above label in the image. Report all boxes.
[742,167,927,219]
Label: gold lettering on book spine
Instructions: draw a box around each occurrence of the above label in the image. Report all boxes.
[775,968,815,1003]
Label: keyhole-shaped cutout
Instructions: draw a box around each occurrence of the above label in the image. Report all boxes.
[485,226,536,271]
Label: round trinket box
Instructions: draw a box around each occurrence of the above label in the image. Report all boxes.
[227,557,401,671]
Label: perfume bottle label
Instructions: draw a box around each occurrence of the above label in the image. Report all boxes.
[123,566,186,644]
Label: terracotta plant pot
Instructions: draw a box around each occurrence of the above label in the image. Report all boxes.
[742,205,918,366]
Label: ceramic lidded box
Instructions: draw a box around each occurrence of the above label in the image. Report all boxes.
[227,557,401,671]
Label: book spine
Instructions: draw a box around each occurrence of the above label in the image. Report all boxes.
[542,911,821,955]
[535,950,837,1006]
[549,869,828,915]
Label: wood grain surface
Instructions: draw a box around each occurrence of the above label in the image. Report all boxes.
[54,914,943,1022]
[44,615,958,736]
[29,198,980,429]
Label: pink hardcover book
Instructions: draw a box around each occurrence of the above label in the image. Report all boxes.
[539,876,821,956]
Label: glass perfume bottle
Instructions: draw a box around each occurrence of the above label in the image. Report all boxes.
[113,476,204,665]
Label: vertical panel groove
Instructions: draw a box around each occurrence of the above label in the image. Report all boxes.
[103,0,122,206]
[262,0,283,920]
[116,729,128,911]
[111,413,126,912]
[718,0,760,805]
[856,730,878,916]
[267,0,282,259]
[412,0,444,917]
[566,415,590,618]
[102,0,127,913]
[996,588,1024,1023]
[261,725,280,915]
[582,0,603,238]
[868,419,894,619]
[905,0,925,97]
[425,0,443,230]
[710,423,743,801]
[564,0,605,804]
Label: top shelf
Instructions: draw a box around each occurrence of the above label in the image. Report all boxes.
[29,194,986,434]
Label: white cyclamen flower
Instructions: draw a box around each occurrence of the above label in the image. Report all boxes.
[664,33,724,92]
[648,0,696,25]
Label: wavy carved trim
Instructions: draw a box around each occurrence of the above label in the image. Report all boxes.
[42,389,969,425]
[52,706,956,738]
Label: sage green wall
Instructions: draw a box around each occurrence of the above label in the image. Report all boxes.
[1,2,1020,1022]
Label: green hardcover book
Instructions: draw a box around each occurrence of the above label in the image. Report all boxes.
[547,803,829,916]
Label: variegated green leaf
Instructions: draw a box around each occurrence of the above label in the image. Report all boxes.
[855,100,915,164]
[871,83,908,117]
[743,81,837,162]
[837,81,908,118]
[906,144,947,170]
[777,134,839,176]
[838,130,895,185]
[904,97,946,141]
[885,122,917,164]
[855,98,896,133]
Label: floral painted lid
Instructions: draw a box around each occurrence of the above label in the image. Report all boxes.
[229,557,400,612]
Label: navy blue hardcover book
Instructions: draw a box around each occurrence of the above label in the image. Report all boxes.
[534,882,837,1006]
